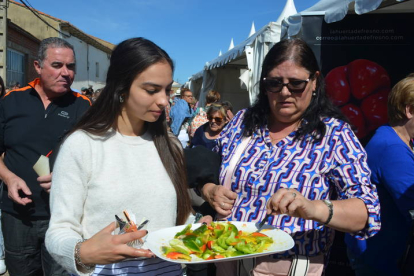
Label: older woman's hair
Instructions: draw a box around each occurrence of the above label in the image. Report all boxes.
[205,90,221,105]
[243,38,347,140]
[207,103,226,119]
[388,73,414,125]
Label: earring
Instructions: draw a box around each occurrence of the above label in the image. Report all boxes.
[119,94,124,103]
[312,92,316,96]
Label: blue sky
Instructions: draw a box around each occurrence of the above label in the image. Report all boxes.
[28,0,319,84]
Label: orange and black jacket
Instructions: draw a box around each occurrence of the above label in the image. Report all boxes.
[0,79,91,218]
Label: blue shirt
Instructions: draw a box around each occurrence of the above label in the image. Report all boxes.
[345,125,414,275]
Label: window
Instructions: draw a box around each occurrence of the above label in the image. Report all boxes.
[96,62,99,78]
[7,49,25,88]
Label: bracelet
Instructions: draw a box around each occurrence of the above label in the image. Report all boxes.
[322,199,333,225]
[194,212,203,223]
[75,239,95,272]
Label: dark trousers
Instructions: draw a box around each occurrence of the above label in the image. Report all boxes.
[1,211,69,276]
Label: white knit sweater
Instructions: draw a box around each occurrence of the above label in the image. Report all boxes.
[45,129,179,275]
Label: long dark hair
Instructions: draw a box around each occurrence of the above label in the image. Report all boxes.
[243,38,348,140]
[72,37,192,225]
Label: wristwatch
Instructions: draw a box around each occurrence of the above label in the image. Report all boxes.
[322,199,333,225]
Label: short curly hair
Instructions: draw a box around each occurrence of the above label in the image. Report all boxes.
[205,90,220,104]
[388,73,414,125]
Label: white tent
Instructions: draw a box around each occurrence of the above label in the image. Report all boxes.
[282,0,413,38]
[188,0,297,112]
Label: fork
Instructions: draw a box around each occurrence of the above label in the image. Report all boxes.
[256,213,271,232]
[137,219,149,230]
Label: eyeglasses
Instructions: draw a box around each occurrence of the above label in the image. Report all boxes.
[263,77,310,93]
[208,116,223,123]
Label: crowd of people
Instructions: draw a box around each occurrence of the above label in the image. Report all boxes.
[0,35,412,276]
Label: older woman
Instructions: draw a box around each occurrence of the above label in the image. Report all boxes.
[191,104,227,150]
[346,74,414,276]
[189,90,221,138]
[199,39,380,275]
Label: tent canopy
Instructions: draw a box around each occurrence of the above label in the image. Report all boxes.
[187,0,298,111]
[205,22,280,70]
[282,0,412,38]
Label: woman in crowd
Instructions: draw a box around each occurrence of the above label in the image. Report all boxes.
[45,37,208,276]
[92,88,102,103]
[0,76,5,274]
[198,38,380,275]
[346,74,414,276]
[191,104,227,150]
[189,90,221,138]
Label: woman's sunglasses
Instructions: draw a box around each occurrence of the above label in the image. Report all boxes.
[208,116,223,123]
[263,77,310,93]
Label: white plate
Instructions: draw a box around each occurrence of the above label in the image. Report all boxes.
[146,221,294,264]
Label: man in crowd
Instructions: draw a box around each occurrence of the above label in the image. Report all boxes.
[170,88,194,148]
[10,81,20,90]
[0,37,91,275]
[81,86,88,95]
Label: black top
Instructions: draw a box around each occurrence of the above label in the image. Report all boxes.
[184,145,220,217]
[191,122,217,150]
[0,79,91,218]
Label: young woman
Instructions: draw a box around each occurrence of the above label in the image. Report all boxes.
[45,38,199,276]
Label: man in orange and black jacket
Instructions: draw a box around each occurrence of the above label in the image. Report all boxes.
[0,37,91,276]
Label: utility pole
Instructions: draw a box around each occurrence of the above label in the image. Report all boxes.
[0,0,7,84]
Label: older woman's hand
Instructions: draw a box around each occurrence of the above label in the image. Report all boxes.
[266,188,318,220]
[266,188,369,232]
[201,183,237,216]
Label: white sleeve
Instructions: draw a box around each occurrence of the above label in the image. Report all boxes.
[45,131,94,276]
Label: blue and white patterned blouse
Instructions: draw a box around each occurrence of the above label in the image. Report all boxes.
[215,109,380,257]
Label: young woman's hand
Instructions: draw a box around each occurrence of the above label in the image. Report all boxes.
[198,215,213,225]
[79,222,154,266]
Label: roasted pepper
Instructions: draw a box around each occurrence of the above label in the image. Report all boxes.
[225,231,240,246]
[166,252,192,261]
[235,241,257,254]
[169,239,191,255]
[192,224,208,235]
[174,224,192,238]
